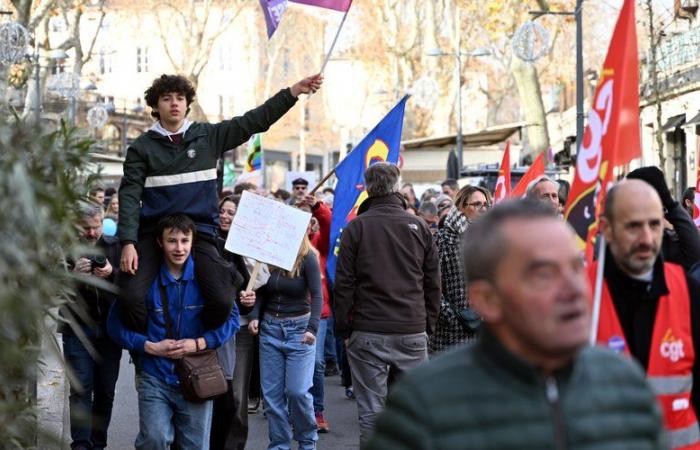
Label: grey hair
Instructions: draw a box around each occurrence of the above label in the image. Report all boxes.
[418,200,438,216]
[365,162,401,198]
[526,175,559,198]
[463,199,557,283]
[78,202,104,220]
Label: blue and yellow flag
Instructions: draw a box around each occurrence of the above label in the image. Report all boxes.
[327,95,408,283]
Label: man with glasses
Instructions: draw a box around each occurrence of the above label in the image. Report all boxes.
[290,177,310,205]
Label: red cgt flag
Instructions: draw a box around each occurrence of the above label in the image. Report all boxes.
[494,141,511,203]
[511,152,545,198]
[564,0,640,262]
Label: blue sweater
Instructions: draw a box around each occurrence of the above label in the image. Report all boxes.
[107,256,239,386]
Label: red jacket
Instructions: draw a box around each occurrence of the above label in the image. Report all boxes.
[309,202,332,319]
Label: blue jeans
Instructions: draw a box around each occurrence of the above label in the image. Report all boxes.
[259,314,318,450]
[62,332,122,450]
[323,316,337,364]
[310,318,327,413]
[134,369,213,450]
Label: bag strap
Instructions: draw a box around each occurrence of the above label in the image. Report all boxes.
[158,282,177,339]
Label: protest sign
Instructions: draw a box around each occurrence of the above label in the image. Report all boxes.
[224,191,311,273]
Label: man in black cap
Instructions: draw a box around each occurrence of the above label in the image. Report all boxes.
[291,177,309,205]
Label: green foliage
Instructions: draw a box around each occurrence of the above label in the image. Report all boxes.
[0,118,95,448]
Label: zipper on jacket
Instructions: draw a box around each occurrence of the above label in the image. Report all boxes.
[175,282,183,339]
[545,376,567,450]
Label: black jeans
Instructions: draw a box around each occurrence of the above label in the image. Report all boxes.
[117,232,241,331]
[63,333,122,450]
[210,327,255,450]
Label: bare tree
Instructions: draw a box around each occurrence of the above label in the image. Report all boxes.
[645,0,666,169]
[150,0,246,121]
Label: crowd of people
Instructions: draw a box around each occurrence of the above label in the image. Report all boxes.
[60,69,700,450]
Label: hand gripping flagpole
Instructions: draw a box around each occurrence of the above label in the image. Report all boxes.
[319,3,352,74]
[589,235,607,346]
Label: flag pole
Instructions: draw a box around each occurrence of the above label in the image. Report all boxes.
[589,235,606,346]
[319,6,351,74]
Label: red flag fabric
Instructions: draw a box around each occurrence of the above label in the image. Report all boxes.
[511,153,545,198]
[493,141,511,203]
[564,0,640,261]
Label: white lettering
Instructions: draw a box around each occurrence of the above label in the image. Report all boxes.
[576,79,614,184]
[660,340,685,363]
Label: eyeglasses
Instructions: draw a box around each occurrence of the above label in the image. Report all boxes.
[467,201,490,210]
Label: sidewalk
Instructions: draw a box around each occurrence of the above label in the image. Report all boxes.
[37,318,69,450]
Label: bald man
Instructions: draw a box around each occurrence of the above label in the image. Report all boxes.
[593,179,700,449]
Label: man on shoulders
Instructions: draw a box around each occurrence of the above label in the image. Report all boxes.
[118,73,321,333]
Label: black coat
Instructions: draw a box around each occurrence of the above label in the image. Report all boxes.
[60,235,121,335]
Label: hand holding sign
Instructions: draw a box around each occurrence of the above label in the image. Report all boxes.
[224,191,311,274]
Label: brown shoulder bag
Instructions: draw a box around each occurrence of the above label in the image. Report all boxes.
[159,283,228,403]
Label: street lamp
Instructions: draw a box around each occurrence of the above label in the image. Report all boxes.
[427,43,491,173]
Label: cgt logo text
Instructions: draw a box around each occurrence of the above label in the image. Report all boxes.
[660,329,685,363]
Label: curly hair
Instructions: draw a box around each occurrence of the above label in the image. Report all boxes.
[144,74,196,120]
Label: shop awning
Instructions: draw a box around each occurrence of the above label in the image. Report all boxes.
[685,111,700,127]
[662,114,686,131]
[402,122,525,150]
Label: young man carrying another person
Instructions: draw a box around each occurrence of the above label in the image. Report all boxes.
[117,73,322,333]
[108,214,245,449]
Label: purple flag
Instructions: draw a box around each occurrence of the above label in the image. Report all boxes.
[259,0,288,38]
[290,0,352,11]
[259,0,352,38]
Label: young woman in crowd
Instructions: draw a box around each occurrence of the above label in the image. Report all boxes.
[211,195,265,450]
[249,225,323,450]
[429,185,491,354]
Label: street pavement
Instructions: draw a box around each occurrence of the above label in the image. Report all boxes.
[107,352,361,449]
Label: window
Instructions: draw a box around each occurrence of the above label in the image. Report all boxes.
[136,47,149,73]
[99,49,113,75]
[218,44,232,72]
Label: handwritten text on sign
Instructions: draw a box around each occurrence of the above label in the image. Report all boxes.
[224,191,311,272]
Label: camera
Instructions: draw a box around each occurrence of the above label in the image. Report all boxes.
[88,255,107,270]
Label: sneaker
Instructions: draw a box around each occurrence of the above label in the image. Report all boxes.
[345,387,355,400]
[324,361,339,377]
[315,412,330,433]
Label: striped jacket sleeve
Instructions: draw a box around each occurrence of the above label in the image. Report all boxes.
[118,145,148,243]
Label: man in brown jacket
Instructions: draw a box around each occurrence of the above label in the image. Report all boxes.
[333,162,441,444]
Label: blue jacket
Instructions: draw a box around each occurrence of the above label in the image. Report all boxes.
[107,255,239,386]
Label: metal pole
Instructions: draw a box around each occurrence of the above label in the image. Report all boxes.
[589,234,606,345]
[121,110,127,157]
[575,0,584,154]
[455,8,463,173]
[33,39,40,124]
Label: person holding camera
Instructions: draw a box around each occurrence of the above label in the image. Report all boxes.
[60,204,122,450]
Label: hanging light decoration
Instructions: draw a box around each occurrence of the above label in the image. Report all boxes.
[86,104,109,128]
[0,21,29,65]
[512,21,550,62]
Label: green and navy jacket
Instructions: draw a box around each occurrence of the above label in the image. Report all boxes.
[117,88,297,243]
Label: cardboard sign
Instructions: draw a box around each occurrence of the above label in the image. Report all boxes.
[224,191,311,271]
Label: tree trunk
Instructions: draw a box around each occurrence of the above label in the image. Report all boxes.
[512,57,550,155]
